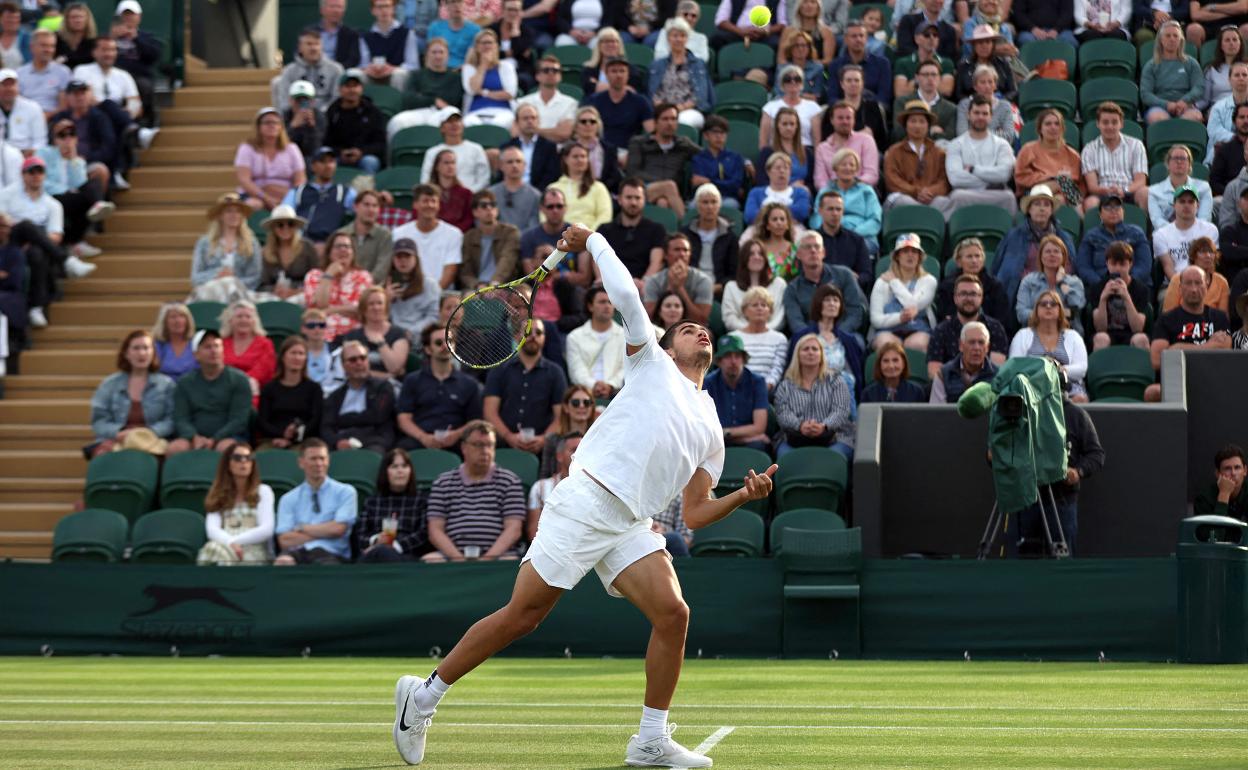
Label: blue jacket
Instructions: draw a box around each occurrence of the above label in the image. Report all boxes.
[648,55,715,114]
[1074,222,1153,290]
[809,184,882,238]
[191,234,263,291]
[691,147,748,202]
[991,223,1077,308]
[745,185,811,225]
[90,370,177,441]
[828,52,893,106]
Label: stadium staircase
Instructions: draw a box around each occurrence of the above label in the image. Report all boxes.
[0,60,278,560]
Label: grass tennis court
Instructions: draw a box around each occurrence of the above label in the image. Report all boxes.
[1,657,1245,769]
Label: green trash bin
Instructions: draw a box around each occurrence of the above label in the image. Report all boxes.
[1176,515,1248,663]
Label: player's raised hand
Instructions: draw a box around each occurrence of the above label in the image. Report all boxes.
[557,223,593,254]
[741,465,778,501]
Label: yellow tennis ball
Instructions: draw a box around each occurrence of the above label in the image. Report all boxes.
[749,5,771,27]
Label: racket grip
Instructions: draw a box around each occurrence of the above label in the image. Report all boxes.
[541,249,568,272]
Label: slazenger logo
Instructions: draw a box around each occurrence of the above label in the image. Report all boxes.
[120,585,255,642]
[128,585,253,617]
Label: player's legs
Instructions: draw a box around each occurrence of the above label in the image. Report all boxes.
[611,551,690,710]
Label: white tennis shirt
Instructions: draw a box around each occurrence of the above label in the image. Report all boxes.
[571,336,725,522]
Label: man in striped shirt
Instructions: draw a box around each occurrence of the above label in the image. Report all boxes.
[1080,102,1149,212]
[421,420,526,562]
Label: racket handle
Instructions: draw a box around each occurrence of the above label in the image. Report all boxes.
[541,249,568,272]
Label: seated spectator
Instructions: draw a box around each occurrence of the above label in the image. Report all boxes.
[551,142,612,231]
[397,322,482,450]
[189,193,260,304]
[461,29,517,129]
[683,184,740,294]
[1016,234,1087,333]
[301,307,344,393]
[643,233,713,324]
[1224,186,1248,279]
[927,274,1009,379]
[811,150,881,253]
[37,117,111,258]
[1148,145,1213,226]
[1091,241,1152,351]
[891,60,956,146]
[1075,193,1154,290]
[704,334,770,451]
[861,339,928,403]
[811,190,872,291]
[774,332,856,459]
[1081,102,1149,212]
[220,299,276,404]
[529,432,582,540]
[151,302,197,380]
[783,230,866,335]
[56,3,97,70]
[355,449,429,562]
[459,189,520,289]
[538,385,596,478]
[1140,21,1204,123]
[656,2,711,62]
[501,103,559,193]
[581,28,646,96]
[954,65,1018,146]
[518,188,591,287]
[322,338,396,451]
[626,102,700,219]
[993,184,1078,309]
[827,21,893,107]
[789,0,838,63]
[786,283,866,396]
[1073,0,1130,43]
[0,72,44,157]
[723,238,787,332]
[419,109,491,192]
[884,100,953,216]
[897,0,960,58]
[49,79,117,196]
[930,320,997,403]
[1212,104,1248,196]
[741,201,801,281]
[586,55,654,152]
[304,231,375,340]
[361,0,421,90]
[651,289,687,335]
[489,145,542,232]
[281,147,356,244]
[746,152,812,226]
[428,149,474,232]
[273,439,357,565]
[1154,185,1220,283]
[935,236,1010,323]
[484,317,565,452]
[0,213,24,344]
[393,183,465,289]
[256,335,323,449]
[896,20,957,101]
[1163,236,1231,314]
[829,63,889,152]
[1220,139,1248,228]
[1146,266,1234,399]
[337,190,392,284]
[690,116,752,211]
[761,106,814,192]
[324,69,386,174]
[945,95,1018,216]
[870,233,937,352]
[341,285,411,381]
[235,107,306,211]
[565,286,625,399]
[762,65,823,152]
[598,177,667,284]
[815,102,880,191]
[1014,109,1084,209]
[390,37,464,134]
[515,54,575,143]
[168,330,252,455]
[569,105,622,194]
[1195,444,1248,520]
[1011,0,1078,46]
[1205,59,1248,156]
[953,25,1014,102]
[774,27,827,98]
[1009,290,1090,401]
[88,329,175,457]
[429,0,482,67]
[282,79,325,158]
[316,0,366,68]
[258,205,321,300]
[731,287,789,388]
[197,445,275,565]
[648,18,715,130]
[19,29,71,118]
[424,419,526,562]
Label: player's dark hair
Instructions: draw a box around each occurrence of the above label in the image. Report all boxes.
[658,319,709,352]
[1214,444,1246,469]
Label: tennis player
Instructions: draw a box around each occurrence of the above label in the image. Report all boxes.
[394,223,777,768]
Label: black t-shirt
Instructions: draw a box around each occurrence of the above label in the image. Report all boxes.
[1093,276,1150,338]
[1152,305,1232,344]
[341,326,409,374]
[599,218,669,278]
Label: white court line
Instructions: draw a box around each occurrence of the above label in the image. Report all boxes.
[694,726,735,754]
[0,698,1243,713]
[0,720,1244,733]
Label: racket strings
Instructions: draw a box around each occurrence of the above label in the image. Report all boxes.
[446,287,532,368]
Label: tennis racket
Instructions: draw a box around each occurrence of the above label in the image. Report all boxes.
[445,248,569,369]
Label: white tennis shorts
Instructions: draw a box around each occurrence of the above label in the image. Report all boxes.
[522,470,667,598]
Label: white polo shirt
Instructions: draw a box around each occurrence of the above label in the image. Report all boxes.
[0,95,48,151]
[0,181,64,235]
[71,63,141,116]
[517,90,579,130]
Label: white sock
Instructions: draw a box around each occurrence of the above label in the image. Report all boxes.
[638,705,669,742]
[414,671,450,712]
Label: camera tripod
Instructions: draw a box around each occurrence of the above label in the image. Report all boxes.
[977,484,1071,559]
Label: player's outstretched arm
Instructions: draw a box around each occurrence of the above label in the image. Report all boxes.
[681,465,778,530]
[559,223,652,347]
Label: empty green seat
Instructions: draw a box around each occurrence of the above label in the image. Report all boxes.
[52,509,129,563]
[130,508,206,564]
[882,205,945,258]
[1087,346,1154,401]
[624,42,654,68]
[1079,77,1139,121]
[643,204,680,233]
[774,447,850,513]
[1078,39,1136,81]
[160,449,220,514]
[724,119,760,163]
[375,166,423,209]
[390,125,442,167]
[948,205,1014,256]
[557,82,584,101]
[464,124,512,149]
[329,449,382,499]
[255,449,302,498]
[716,42,775,82]
[84,449,158,525]
[715,446,774,515]
[769,508,846,554]
[494,448,539,495]
[1019,78,1077,120]
[257,301,302,340]
[691,510,765,557]
[363,83,403,118]
[713,80,768,123]
[779,527,863,657]
[548,45,592,71]
[1146,119,1207,165]
[408,448,461,490]
[187,301,226,333]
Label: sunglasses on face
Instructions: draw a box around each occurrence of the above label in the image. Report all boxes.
[1038,300,1060,308]
[782,75,802,83]
[568,398,593,407]
[22,167,44,175]
[55,131,75,138]
[539,67,561,74]
[303,321,327,329]
[273,221,295,229]
[230,453,254,463]
[579,118,598,124]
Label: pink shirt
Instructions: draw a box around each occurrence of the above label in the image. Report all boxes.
[234,143,305,191]
[814,130,881,189]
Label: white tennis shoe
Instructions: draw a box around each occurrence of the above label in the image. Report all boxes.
[393,675,435,765]
[625,724,712,768]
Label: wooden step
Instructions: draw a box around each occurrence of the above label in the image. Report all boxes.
[142,145,237,166]
[0,424,94,451]
[20,350,114,376]
[31,324,136,345]
[174,86,270,108]
[91,231,200,250]
[128,165,237,189]
[48,300,161,326]
[87,256,191,279]
[63,277,190,298]
[162,105,266,126]
[153,124,254,147]
[117,186,230,207]
[105,207,211,233]
[0,485,82,510]
[0,531,53,560]
[3,374,100,397]
[185,67,280,87]
[0,449,88,475]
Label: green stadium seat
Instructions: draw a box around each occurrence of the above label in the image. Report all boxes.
[1085,203,1149,233]
[774,447,849,513]
[1020,40,1077,80]
[464,124,512,150]
[363,84,403,119]
[375,166,423,209]
[247,208,269,246]
[1146,119,1207,165]
[864,348,930,386]
[725,119,761,161]
[1087,346,1154,401]
[557,82,584,101]
[408,448,461,490]
[769,508,846,554]
[1054,205,1082,242]
[691,510,765,557]
[882,205,945,259]
[1081,117,1144,146]
[1019,79,1077,120]
[713,80,769,123]
[708,300,726,340]
[624,43,655,68]
[329,449,382,500]
[643,204,680,234]
[52,508,129,563]
[1079,77,1139,121]
[255,449,302,498]
[715,446,774,515]
[494,448,539,495]
[1149,161,1210,184]
[187,301,226,333]
[333,166,365,187]
[677,123,701,145]
[778,527,863,656]
[549,45,592,72]
[716,42,776,82]
[257,301,303,344]
[948,205,1014,257]
[84,449,158,525]
[1200,38,1219,67]
[1019,118,1080,149]
[1077,39,1136,81]
[390,125,443,167]
[160,449,220,514]
[130,509,207,565]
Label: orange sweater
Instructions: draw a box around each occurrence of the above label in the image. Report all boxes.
[1014,140,1085,196]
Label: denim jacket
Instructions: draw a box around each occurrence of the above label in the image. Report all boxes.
[648,55,715,114]
[90,370,177,440]
[191,233,263,290]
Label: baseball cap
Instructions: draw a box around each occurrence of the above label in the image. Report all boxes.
[1101,193,1123,206]
[288,80,315,99]
[915,19,938,35]
[0,69,17,82]
[66,79,89,92]
[312,146,336,159]
[1173,183,1199,201]
[192,329,221,349]
[339,68,366,85]
[21,156,45,171]
[603,56,630,69]
[393,238,418,254]
[116,0,143,14]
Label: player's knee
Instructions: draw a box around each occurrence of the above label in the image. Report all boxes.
[504,604,547,637]
[654,599,690,634]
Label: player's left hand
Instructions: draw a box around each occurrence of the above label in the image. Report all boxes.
[557,223,592,254]
[741,465,778,501]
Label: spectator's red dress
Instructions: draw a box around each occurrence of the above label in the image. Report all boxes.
[223,335,277,407]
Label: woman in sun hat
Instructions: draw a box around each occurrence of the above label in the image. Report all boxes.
[189,192,262,303]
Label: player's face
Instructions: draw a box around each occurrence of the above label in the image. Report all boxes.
[667,322,713,369]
